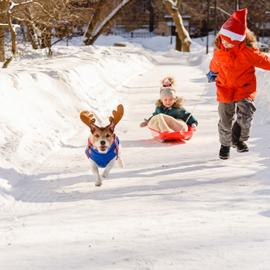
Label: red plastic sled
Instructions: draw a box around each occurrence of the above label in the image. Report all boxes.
[149,125,194,141]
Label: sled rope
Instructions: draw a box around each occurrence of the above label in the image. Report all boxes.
[184,86,206,124]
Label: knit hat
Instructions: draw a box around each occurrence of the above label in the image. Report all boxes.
[161,76,174,87]
[219,8,248,43]
[160,87,176,99]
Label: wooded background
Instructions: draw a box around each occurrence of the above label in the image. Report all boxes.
[0,0,270,64]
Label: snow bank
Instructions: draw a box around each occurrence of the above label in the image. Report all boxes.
[1,36,270,269]
[255,70,270,124]
[1,34,269,205]
[0,45,153,175]
[96,34,176,52]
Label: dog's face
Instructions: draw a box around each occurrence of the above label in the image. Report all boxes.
[90,126,114,153]
[80,105,124,153]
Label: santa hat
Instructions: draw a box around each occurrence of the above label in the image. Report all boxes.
[219,8,248,43]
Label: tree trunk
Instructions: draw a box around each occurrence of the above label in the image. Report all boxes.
[40,27,52,49]
[163,0,191,52]
[0,26,4,62]
[84,0,104,45]
[9,23,17,56]
[84,0,135,45]
[24,7,39,49]
[26,23,39,49]
[175,35,182,51]
[0,0,8,62]
[2,56,12,68]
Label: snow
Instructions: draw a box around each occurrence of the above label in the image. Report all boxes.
[0,35,270,270]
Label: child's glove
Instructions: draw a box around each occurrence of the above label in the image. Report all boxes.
[191,123,197,131]
[140,119,149,128]
[206,71,218,83]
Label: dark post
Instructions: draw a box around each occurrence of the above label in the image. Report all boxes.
[214,0,217,36]
[235,0,240,10]
[149,0,155,33]
[206,0,210,54]
[170,23,173,44]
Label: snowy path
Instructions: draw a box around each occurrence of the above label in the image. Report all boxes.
[1,53,270,270]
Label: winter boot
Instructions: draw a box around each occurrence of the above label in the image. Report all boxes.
[219,145,230,160]
[232,141,249,153]
[232,121,241,145]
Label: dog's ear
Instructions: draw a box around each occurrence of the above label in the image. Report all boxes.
[80,111,97,132]
[107,104,124,130]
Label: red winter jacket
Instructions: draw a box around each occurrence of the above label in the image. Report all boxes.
[210,38,270,102]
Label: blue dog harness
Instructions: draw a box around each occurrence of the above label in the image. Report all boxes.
[85,136,120,168]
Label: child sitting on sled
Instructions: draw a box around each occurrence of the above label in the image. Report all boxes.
[140,76,198,132]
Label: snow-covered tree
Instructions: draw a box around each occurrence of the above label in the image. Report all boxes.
[0,0,50,63]
[84,0,136,45]
[0,0,9,62]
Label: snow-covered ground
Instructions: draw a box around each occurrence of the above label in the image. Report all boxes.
[0,35,270,270]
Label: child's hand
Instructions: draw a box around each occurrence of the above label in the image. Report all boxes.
[207,71,218,83]
[140,119,148,127]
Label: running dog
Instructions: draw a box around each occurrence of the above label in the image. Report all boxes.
[80,104,124,186]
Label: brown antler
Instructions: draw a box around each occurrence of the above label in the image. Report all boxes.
[109,104,124,126]
[80,111,96,128]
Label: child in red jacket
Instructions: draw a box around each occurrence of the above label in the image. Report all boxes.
[208,8,270,159]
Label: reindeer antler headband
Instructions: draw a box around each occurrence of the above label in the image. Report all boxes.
[80,104,124,131]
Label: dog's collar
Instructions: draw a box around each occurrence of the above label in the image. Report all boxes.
[85,136,119,168]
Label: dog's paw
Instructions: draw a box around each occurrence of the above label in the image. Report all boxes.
[102,171,109,178]
[118,159,124,168]
[95,181,102,187]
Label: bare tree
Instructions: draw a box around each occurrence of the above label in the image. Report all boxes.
[84,0,104,45]
[23,6,39,49]
[84,0,136,45]
[5,0,78,54]
[0,0,9,62]
[163,0,191,52]
[0,0,43,59]
[0,25,4,62]
[2,0,269,59]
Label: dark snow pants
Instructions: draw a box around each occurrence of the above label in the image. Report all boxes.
[218,99,256,147]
